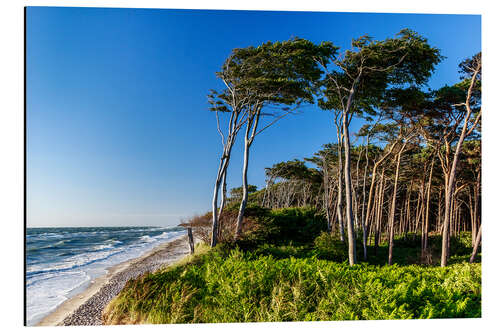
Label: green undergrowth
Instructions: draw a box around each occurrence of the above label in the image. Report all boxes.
[104,245,481,324]
[103,207,481,324]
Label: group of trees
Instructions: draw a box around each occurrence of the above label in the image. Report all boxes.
[207,30,481,268]
[208,39,334,245]
[260,136,481,262]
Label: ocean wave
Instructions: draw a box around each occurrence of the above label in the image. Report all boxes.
[26,271,91,325]
[28,233,66,241]
[26,270,90,288]
[27,248,125,277]
[140,235,155,243]
[27,239,70,252]
[91,244,113,251]
[90,239,122,250]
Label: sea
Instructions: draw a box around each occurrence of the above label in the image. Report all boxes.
[26,226,186,326]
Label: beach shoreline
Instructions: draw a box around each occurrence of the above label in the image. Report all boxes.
[36,234,194,326]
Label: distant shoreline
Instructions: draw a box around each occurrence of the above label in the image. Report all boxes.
[36,234,193,326]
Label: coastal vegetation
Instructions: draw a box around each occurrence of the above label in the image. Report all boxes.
[104,29,481,323]
[103,208,480,324]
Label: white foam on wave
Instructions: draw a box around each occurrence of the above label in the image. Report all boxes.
[90,239,123,251]
[140,235,155,242]
[91,244,114,251]
[27,270,91,325]
[26,228,186,326]
[30,233,65,241]
[27,247,124,276]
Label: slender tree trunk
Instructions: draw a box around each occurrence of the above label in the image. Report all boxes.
[361,142,370,259]
[441,65,481,267]
[423,157,435,254]
[373,181,381,253]
[354,149,362,231]
[468,187,476,246]
[361,189,368,261]
[210,108,241,247]
[323,157,332,232]
[388,145,405,265]
[235,108,261,238]
[398,206,404,237]
[235,131,251,238]
[368,185,378,246]
[363,140,399,254]
[414,181,424,239]
[353,179,360,232]
[451,195,456,237]
[405,180,413,238]
[219,168,228,216]
[437,187,443,232]
[374,168,385,255]
[334,123,345,241]
[342,112,356,265]
[441,175,452,266]
[211,156,230,247]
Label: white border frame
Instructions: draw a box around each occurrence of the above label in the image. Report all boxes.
[2,1,497,332]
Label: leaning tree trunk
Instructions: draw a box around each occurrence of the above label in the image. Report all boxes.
[363,140,399,259]
[335,124,345,241]
[361,141,369,260]
[219,167,228,216]
[442,151,466,265]
[235,111,260,239]
[210,107,241,247]
[342,111,357,265]
[235,129,251,238]
[211,156,230,247]
[353,180,360,232]
[441,64,480,267]
[388,145,405,266]
[374,168,385,255]
[354,150,362,230]
[422,157,435,255]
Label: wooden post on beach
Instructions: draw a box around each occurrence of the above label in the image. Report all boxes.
[187,227,195,254]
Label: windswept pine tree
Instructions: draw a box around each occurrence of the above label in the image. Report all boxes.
[208,65,251,247]
[219,39,336,239]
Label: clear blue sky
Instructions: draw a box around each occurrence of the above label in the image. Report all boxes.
[26,7,480,227]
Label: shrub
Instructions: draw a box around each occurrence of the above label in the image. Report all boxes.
[179,213,212,244]
[179,205,327,248]
[249,206,327,245]
[179,207,262,245]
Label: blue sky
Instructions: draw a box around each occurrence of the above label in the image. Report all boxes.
[26,7,481,227]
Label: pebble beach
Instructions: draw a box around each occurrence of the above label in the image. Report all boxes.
[37,235,194,326]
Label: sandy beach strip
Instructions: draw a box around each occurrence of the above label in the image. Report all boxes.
[36,234,195,326]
